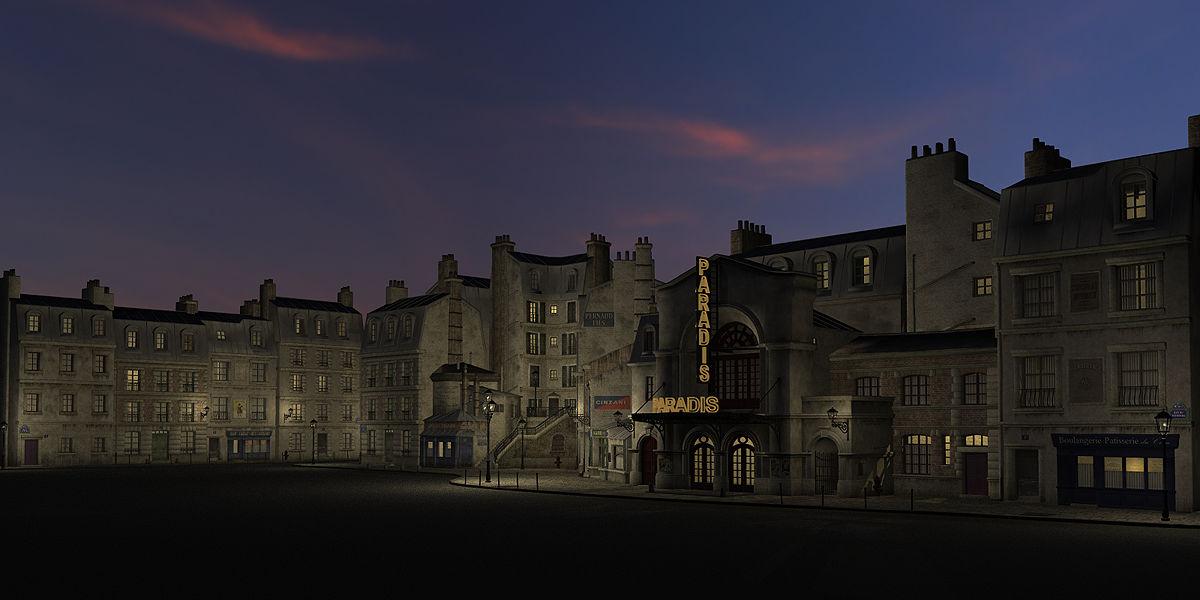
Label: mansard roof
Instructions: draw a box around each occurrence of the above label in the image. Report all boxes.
[508,251,588,266]
[736,225,906,258]
[272,296,360,314]
[371,293,447,315]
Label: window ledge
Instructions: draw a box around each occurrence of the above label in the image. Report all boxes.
[1012,315,1062,327]
[1013,408,1064,414]
[1111,406,1164,413]
[1106,308,1165,319]
[1113,222,1156,234]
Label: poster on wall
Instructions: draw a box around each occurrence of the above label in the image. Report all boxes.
[593,395,631,411]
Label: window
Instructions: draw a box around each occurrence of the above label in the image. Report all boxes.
[342,404,353,422]
[93,437,106,454]
[1035,202,1054,223]
[386,318,397,341]
[562,332,578,355]
[61,315,74,334]
[181,332,195,353]
[288,402,303,420]
[289,433,303,451]
[549,368,558,380]
[563,365,577,388]
[549,304,558,315]
[384,362,396,386]
[963,372,986,405]
[92,317,106,337]
[155,402,170,422]
[317,403,329,422]
[214,397,229,421]
[529,365,540,387]
[59,437,74,454]
[1116,263,1159,310]
[645,376,655,402]
[943,435,952,465]
[403,315,413,338]
[317,375,329,393]
[366,364,378,388]
[341,376,354,393]
[251,362,267,383]
[250,398,266,421]
[294,316,305,335]
[902,375,928,406]
[125,401,141,422]
[94,354,107,374]
[1019,272,1057,318]
[1117,350,1160,407]
[1121,180,1149,221]
[125,369,141,391]
[341,351,354,369]
[643,327,655,354]
[154,329,167,351]
[26,312,40,333]
[854,376,880,396]
[903,435,932,475]
[125,328,139,349]
[399,360,414,386]
[368,321,378,343]
[813,256,832,291]
[213,361,229,382]
[366,398,377,420]
[25,351,40,372]
[385,397,396,419]
[92,393,108,414]
[526,332,545,355]
[973,220,993,241]
[401,397,414,418]
[964,434,989,447]
[317,350,331,368]
[290,348,305,367]
[250,328,263,347]
[61,393,75,413]
[549,336,558,348]
[342,433,354,450]
[315,319,325,336]
[973,276,993,297]
[851,249,873,287]
[24,393,39,413]
[566,302,576,323]
[566,269,578,292]
[690,436,715,487]
[402,430,413,450]
[527,301,544,323]
[61,352,74,373]
[125,431,140,454]
[180,402,195,422]
[291,373,304,392]
[215,330,226,341]
[181,431,196,454]
[154,370,169,392]
[529,270,541,292]
[1019,355,1058,408]
[337,319,347,338]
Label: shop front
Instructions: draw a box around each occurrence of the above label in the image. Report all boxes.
[1053,433,1178,510]
[227,430,272,462]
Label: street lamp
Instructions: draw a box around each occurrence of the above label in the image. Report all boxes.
[0,420,7,469]
[1155,409,1172,522]
[484,393,497,482]
[309,418,318,464]
[518,418,527,470]
[612,411,634,432]
[827,407,849,439]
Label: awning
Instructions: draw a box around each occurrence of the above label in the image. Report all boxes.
[605,427,632,442]
[629,411,775,425]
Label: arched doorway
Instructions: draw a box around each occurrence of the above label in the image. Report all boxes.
[690,435,715,489]
[715,323,761,411]
[814,438,839,496]
[639,437,658,485]
[729,435,756,492]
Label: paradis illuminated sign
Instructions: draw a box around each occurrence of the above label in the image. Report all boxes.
[652,396,720,414]
[696,256,715,384]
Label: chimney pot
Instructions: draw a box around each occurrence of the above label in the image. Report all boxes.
[935,142,944,153]
[922,145,931,156]
[911,145,918,159]
[948,138,957,152]
[1188,114,1200,148]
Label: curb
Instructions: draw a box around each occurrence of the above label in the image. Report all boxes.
[448,479,1200,530]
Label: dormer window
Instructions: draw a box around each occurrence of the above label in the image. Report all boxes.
[403,315,414,338]
[293,315,305,336]
[812,255,832,292]
[1035,203,1054,223]
[529,269,541,293]
[1122,181,1147,220]
[849,248,874,288]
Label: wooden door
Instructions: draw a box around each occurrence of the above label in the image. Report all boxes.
[23,439,38,466]
[640,437,657,485]
[964,453,988,495]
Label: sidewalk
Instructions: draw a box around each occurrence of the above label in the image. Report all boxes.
[449,468,1200,528]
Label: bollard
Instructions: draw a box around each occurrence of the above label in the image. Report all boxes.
[910,489,914,512]
[516,472,520,488]
[779,483,784,505]
[496,471,501,488]
[536,472,539,491]
[478,471,482,486]
[464,469,468,486]
[864,488,868,510]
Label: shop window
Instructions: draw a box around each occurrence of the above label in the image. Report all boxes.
[903,435,931,475]
[1077,456,1094,487]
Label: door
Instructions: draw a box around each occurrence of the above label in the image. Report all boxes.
[964,453,988,495]
[151,431,169,462]
[639,437,658,485]
[729,436,756,492]
[319,433,330,457]
[548,395,560,414]
[23,439,38,466]
[208,437,220,460]
[814,438,839,495]
[1015,450,1040,498]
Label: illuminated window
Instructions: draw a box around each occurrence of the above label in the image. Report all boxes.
[1116,263,1159,310]
[180,371,198,393]
[1077,455,1094,487]
[250,327,262,347]
[213,361,229,382]
[1121,180,1148,221]
[60,315,74,335]
[180,402,195,422]
[26,312,41,333]
[943,435,952,465]
[125,401,141,423]
[125,369,141,391]
[337,319,347,338]
[973,220,992,241]
[60,393,75,414]
[690,436,715,488]
[550,304,558,315]
[963,372,986,405]
[317,375,329,393]
[215,330,226,341]
[901,375,928,406]
[812,256,832,291]
[291,373,304,392]
[92,317,106,337]
[1117,350,1159,407]
[730,435,756,491]
[526,332,544,355]
[549,336,558,348]
[290,348,305,367]
[973,276,993,297]
[903,435,932,475]
[1034,202,1054,223]
[851,249,873,287]
[294,316,305,335]
[154,329,167,351]
[24,351,40,372]
[125,328,139,349]
[24,393,40,413]
[60,352,74,373]
[315,319,324,336]
[527,301,544,323]
[854,376,879,396]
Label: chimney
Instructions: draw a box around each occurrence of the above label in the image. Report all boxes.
[586,233,612,287]
[1024,137,1071,179]
[3,269,20,300]
[259,279,277,319]
[240,299,262,318]
[1189,114,1200,149]
[633,237,654,315]
[337,286,354,309]
[175,294,199,314]
[730,220,772,255]
[82,279,115,309]
[386,280,408,304]
[437,254,459,283]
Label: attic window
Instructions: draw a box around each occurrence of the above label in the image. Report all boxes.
[1121,180,1149,221]
[1034,203,1054,223]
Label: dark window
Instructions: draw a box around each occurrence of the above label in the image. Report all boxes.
[854,376,880,396]
[902,375,928,406]
[1019,273,1057,317]
[1019,355,1058,408]
[1117,350,1159,407]
[1035,202,1054,223]
[813,256,831,291]
[963,372,986,405]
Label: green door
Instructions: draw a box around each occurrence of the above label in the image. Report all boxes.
[152,431,169,462]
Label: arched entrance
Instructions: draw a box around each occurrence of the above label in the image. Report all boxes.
[814,438,839,496]
[690,435,715,489]
[729,435,756,492]
[639,437,658,485]
[715,323,761,411]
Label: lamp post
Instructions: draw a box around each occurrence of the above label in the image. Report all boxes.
[827,407,849,439]
[518,418,527,470]
[484,393,497,482]
[1155,409,1172,522]
[0,420,7,469]
[309,418,317,464]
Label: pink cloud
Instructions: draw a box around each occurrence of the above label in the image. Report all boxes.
[100,0,410,62]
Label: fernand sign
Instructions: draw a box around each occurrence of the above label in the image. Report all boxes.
[696,256,715,384]
[651,396,720,414]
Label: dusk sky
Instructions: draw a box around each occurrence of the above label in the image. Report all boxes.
[3,0,1199,312]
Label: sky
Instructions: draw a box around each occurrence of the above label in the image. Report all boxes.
[2,0,1199,312]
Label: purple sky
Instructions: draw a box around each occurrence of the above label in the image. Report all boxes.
[2,1,1199,312]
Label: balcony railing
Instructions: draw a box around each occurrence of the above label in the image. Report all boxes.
[1118,385,1158,407]
[1018,388,1057,408]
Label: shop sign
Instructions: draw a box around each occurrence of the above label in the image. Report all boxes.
[583,312,614,327]
[651,396,720,414]
[1052,433,1178,450]
[593,395,630,411]
[1171,403,1188,419]
[696,256,715,384]
[227,431,272,438]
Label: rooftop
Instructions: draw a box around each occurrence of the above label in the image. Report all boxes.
[509,250,589,266]
[737,225,906,258]
[371,292,447,314]
[832,328,996,355]
[272,296,359,314]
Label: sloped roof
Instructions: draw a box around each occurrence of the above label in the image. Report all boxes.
[431,362,498,377]
[814,310,859,332]
[509,251,588,265]
[372,292,447,314]
[196,311,267,323]
[272,296,359,314]
[737,225,906,258]
[832,328,995,355]
[628,314,659,364]
[17,294,108,311]
[461,275,491,289]
[113,306,205,325]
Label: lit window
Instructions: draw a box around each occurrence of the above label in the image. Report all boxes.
[973,276,993,297]
[60,352,74,373]
[315,319,324,336]
[294,316,305,335]
[126,328,139,349]
[26,312,41,333]
[1121,180,1148,221]
[125,369,141,391]
[690,436,715,487]
[1034,202,1054,223]
[973,220,992,241]
[154,330,167,351]
[24,393,40,413]
[813,256,831,291]
[337,319,347,338]
[24,351,40,372]
[903,435,932,475]
[60,315,74,335]
[1116,263,1159,310]
[964,434,988,447]
[215,330,226,341]
[550,304,558,315]
[250,327,262,347]
[851,250,873,287]
[94,354,107,374]
[943,435,952,465]
[213,361,229,382]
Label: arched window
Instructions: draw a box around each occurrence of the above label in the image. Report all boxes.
[903,435,932,475]
[125,327,139,349]
[529,269,541,292]
[153,328,168,351]
[315,318,325,336]
[385,318,397,341]
[715,323,760,410]
[249,326,263,347]
[717,322,757,349]
[181,330,195,353]
[690,435,715,489]
[368,320,378,343]
[1115,169,1154,224]
[293,315,305,336]
[566,269,578,292]
[812,254,833,292]
[730,435,756,491]
[403,314,414,338]
[850,247,874,287]
[766,257,792,271]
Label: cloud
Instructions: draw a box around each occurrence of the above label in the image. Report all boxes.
[100,0,410,62]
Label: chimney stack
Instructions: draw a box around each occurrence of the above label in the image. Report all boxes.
[175,294,199,314]
[3,269,21,300]
[82,279,115,309]
[585,233,612,288]
[1189,114,1200,149]
[730,220,772,255]
[240,299,262,318]
[259,279,277,319]
[337,286,354,309]
[386,280,409,305]
[1024,138,1071,179]
[437,254,459,283]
